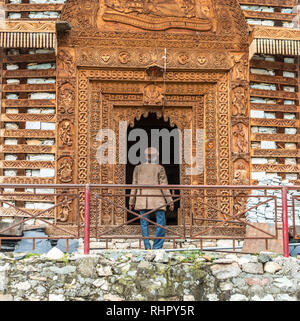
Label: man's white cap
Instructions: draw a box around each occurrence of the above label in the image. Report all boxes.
[144,147,159,157]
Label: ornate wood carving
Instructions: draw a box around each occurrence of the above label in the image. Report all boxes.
[52,0,252,235]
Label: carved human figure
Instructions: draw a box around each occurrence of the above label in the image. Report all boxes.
[58,196,71,222]
[233,123,247,154]
[232,87,247,116]
[58,158,73,183]
[59,121,73,146]
[57,49,75,76]
[144,84,163,105]
[233,162,249,185]
[59,85,75,114]
[102,0,214,31]
[233,194,247,216]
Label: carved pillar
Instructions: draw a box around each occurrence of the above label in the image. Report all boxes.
[230,53,251,223]
[56,47,77,224]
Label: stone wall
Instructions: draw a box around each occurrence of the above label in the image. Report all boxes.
[246,176,300,226]
[0,250,299,301]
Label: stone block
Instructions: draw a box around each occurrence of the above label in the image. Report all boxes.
[49,294,65,301]
[250,110,265,118]
[264,262,282,274]
[210,263,241,280]
[0,294,13,301]
[242,263,264,274]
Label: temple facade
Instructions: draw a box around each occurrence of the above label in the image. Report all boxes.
[0,0,299,237]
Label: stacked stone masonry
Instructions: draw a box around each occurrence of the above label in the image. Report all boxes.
[0,0,67,224]
[0,250,299,301]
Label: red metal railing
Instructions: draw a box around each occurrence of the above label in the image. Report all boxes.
[82,184,291,257]
[0,184,297,257]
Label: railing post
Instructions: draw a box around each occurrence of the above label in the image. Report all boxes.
[281,186,289,258]
[84,184,90,255]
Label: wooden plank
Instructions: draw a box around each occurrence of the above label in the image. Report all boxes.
[2,99,56,108]
[0,194,55,202]
[242,223,283,255]
[250,74,297,86]
[239,0,296,7]
[252,164,300,172]
[243,10,296,21]
[5,4,64,12]
[3,53,56,63]
[3,83,56,92]
[0,160,55,169]
[2,113,56,122]
[0,207,54,218]
[250,59,298,71]
[3,69,56,78]
[250,88,298,100]
[2,129,55,138]
[0,176,55,184]
[251,133,300,142]
[251,118,298,127]
[250,103,299,113]
[251,149,300,157]
[0,145,55,154]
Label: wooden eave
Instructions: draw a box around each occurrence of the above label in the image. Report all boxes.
[0,20,70,53]
[250,25,300,58]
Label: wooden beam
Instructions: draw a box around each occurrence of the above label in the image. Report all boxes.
[3,53,55,63]
[243,10,296,21]
[3,84,56,92]
[250,59,297,71]
[3,69,56,78]
[251,118,298,127]
[251,149,300,158]
[0,176,55,185]
[250,74,297,86]
[251,133,300,142]
[0,160,55,169]
[250,103,299,113]
[2,129,55,138]
[2,99,56,108]
[252,164,300,172]
[2,113,56,122]
[0,176,55,184]
[250,88,298,100]
[0,145,55,154]
[239,0,296,6]
[5,4,64,12]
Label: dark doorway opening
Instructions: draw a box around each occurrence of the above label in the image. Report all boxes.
[125,112,180,225]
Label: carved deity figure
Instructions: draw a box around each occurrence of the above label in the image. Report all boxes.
[233,163,249,185]
[232,87,247,116]
[233,123,247,154]
[59,85,75,114]
[58,196,71,222]
[233,194,247,217]
[143,84,163,105]
[102,0,214,31]
[59,121,73,146]
[57,50,75,76]
[58,158,73,183]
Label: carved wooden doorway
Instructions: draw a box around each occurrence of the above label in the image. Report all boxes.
[125,112,180,226]
[54,0,250,237]
[84,74,226,236]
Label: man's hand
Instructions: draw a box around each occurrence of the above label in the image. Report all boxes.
[169,203,174,211]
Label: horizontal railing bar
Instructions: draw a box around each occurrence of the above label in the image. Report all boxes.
[0,184,285,190]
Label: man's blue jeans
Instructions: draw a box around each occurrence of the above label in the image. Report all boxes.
[140,210,166,249]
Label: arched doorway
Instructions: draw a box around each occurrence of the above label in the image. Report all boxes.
[125,112,180,225]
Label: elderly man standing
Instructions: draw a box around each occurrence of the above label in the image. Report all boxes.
[129,147,174,250]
